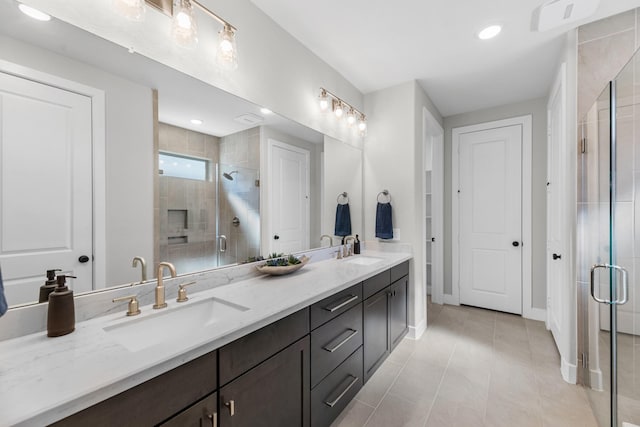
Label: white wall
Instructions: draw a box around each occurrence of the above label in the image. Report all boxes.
[22,0,364,146]
[0,35,154,288]
[323,136,363,242]
[364,81,443,337]
[443,98,548,311]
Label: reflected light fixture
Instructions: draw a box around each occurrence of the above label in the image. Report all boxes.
[112,0,145,22]
[478,24,502,40]
[318,87,367,136]
[114,0,238,70]
[18,3,51,21]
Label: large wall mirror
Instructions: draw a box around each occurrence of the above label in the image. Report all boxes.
[0,1,363,308]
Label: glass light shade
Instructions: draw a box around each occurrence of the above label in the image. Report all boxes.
[346,109,356,126]
[334,101,344,118]
[318,92,329,112]
[358,118,367,135]
[172,0,198,48]
[113,0,145,22]
[217,25,238,70]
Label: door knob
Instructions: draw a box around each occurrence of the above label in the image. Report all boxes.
[274,235,280,240]
[553,253,562,260]
[512,241,520,247]
[78,255,90,263]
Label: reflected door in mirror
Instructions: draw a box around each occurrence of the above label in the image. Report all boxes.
[0,72,93,305]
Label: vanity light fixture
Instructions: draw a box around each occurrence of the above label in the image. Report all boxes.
[114,0,238,70]
[318,87,367,136]
[478,24,502,40]
[18,3,51,21]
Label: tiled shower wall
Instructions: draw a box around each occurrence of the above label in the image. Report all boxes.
[218,127,261,265]
[158,122,220,274]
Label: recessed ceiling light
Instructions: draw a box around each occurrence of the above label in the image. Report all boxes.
[18,4,51,21]
[260,108,272,115]
[478,25,502,40]
[190,119,203,125]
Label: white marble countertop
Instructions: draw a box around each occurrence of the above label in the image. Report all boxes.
[0,250,411,426]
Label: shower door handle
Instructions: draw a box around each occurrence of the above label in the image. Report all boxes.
[590,264,629,305]
[219,235,227,252]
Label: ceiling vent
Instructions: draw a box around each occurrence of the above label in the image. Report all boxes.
[532,0,599,32]
[233,113,264,125]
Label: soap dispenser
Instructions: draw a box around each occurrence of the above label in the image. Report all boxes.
[354,235,361,255]
[39,269,61,303]
[47,275,77,337]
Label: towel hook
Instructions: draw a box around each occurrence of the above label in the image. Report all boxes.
[337,192,349,204]
[377,189,391,203]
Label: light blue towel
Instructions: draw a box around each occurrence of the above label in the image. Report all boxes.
[0,267,7,317]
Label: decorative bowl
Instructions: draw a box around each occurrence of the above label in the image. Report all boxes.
[255,255,310,276]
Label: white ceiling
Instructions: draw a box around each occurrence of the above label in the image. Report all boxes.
[250,0,640,117]
[0,0,323,143]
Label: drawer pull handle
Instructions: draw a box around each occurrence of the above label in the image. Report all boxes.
[207,412,218,427]
[225,400,235,416]
[324,375,359,408]
[323,294,358,312]
[323,328,358,353]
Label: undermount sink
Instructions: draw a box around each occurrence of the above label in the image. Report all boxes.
[345,256,384,266]
[104,297,249,352]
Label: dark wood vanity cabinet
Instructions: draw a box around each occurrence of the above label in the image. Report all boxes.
[363,261,409,382]
[159,392,218,427]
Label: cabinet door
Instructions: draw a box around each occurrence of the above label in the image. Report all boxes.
[160,392,217,427]
[363,289,389,382]
[219,336,310,427]
[389,276,408,350]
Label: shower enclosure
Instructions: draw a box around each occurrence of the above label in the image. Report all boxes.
[579,49,640,426]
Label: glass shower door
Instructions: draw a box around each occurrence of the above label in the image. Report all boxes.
[582,51,640,427]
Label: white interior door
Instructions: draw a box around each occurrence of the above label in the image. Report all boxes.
[547,64,569,348]
[458,124,523,314]
[268,139,310,254]
[0,72,93,305]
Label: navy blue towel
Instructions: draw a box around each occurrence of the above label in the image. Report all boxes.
[0,267,7,317]
[335,203,352,236]
[375,202,393,239]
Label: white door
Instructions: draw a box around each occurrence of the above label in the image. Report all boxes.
[547,64,569,346]
[458,124,523,314]
[268,140,310,254]
[0,72,93,305]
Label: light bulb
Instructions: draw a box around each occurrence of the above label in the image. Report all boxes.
[478,25,502,40]
[112,0,145,22]
[172,0,198,48]
[358,117,367,135]
[346,109,356,126]
[19,3,52,21]
[318,91,329,112]
[334,101,344,119]
[217,25,238,70]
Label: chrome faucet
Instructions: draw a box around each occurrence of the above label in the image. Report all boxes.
[320,234,334,247]
[154,262,176,309]
[344,236,355,257]
[132,256,147,283]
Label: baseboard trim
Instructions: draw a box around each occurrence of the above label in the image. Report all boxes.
[523,307,546,322]
[407,318,426,340]
[561,357,577,384]
[590,368,603,391]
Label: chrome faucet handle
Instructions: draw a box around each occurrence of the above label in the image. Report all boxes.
[112,295,141,316]
[176,281,197,303]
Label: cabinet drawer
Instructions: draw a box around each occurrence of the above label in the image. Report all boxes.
[310,282,362,330]
[311,303,362,388]
[390,260,409,283]
[363,270,391,299]
[311,347,363,427]
[219,308,309,386]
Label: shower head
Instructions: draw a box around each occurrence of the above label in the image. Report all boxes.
[223,170,238,181]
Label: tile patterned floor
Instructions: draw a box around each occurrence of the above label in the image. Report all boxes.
[331,301,599,427]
